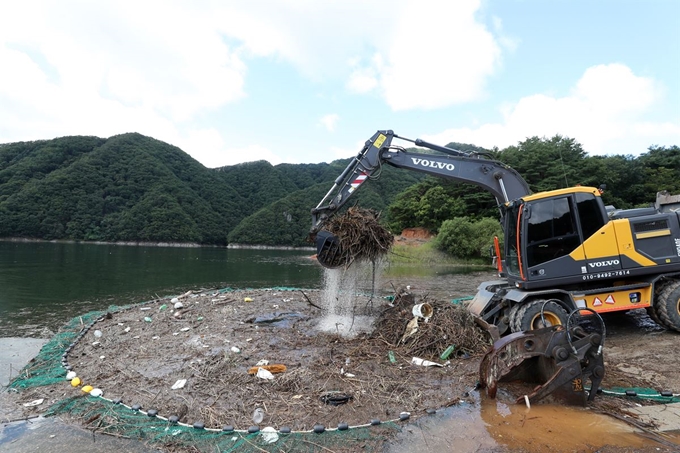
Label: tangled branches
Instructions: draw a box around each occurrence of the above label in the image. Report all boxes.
[317,207,393,269]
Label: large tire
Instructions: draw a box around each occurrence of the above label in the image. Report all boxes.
[513,299,569,332]
[656,280,680,332]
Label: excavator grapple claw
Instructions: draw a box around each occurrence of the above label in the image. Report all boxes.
[314,230,343,269]
[479,325,605,406]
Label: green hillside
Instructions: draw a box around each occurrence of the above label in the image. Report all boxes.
[1,133,676,247]
[0,134,422,246]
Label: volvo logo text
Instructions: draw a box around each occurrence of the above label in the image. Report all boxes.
[588,260,620,268]
[410,158,455,171]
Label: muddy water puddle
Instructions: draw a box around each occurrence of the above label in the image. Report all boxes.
[387,391,662,452]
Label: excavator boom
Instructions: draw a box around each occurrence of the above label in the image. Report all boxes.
[311,130,531,237]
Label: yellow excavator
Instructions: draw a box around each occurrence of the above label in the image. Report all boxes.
[310,130,680,405]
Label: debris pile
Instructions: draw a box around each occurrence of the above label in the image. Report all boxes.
[317,207,393,268]
[373,288,491,360]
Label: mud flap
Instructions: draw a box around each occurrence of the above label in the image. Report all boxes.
[479,326,605,406]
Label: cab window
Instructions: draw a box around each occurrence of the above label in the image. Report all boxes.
[526,197,580,267]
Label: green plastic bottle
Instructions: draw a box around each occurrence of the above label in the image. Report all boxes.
[440,345,455,360]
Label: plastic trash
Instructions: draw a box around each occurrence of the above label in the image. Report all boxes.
[94,330,102,338]
[252,407,265,424]
[411,357,443,367]
[174,301,184,309]
[231,346,241,353]
[143,317,152,323]
[440,345,456,360]
[256,368,274,380]
[412,303,433,320]
[172,379,187,390]
[260,426,278,444]
[388,351,397,363]
[400,317,419,343]
[23,399,44,407]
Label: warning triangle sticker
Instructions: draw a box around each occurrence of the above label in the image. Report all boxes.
[592,297,603,307]
[605,295,616,304]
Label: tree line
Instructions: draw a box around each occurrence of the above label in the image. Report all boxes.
[0,133,677,249]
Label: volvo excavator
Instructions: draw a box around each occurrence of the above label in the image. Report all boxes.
[310,130,680,405]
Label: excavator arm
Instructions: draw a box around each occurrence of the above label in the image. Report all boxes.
[311,130,531,235]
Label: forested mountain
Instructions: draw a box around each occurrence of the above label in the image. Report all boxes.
[0,134,422,246]
[0,133,677,247]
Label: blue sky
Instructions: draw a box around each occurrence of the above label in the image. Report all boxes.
[1,1,678,168]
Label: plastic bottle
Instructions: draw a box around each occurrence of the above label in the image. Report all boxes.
[440,345,456,360]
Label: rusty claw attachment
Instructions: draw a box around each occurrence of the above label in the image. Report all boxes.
[479,325,605,406]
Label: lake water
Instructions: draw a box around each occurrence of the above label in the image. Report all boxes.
[0,241,323,337]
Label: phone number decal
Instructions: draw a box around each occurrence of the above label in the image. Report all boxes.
[582,270,631,280]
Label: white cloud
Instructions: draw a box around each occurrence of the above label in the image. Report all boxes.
[0,1,675,168]
[347,0,501,110]
[423,64,679,156]
[0,1,246,141]
[319,114,340,132]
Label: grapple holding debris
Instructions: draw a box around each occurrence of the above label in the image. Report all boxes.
[479,324,605,406]
[312,207,393,269]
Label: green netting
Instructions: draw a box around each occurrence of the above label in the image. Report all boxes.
[599,387,680,403]
[7,289,405,452]
[8,301,147,390]
[44,395,399,452]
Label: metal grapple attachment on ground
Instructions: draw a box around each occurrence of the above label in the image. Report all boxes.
[479,324,605,406]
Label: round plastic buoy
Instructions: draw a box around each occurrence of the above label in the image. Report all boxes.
[168,415,179,424]
[71,377,81,387]
[279,426,292,434]
[147,409,158,417]
[81,385,94,393]
[248,426,260,433]
[90,388,103,397]
[337,423,349,431]
[222,425,234,432]
[313,424,325,434]
[66,371,77,380]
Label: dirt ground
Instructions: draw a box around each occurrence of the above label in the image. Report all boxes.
[6,263,680,452]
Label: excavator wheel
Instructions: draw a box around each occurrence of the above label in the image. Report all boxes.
[511,299,568,332]
[656,280,680,332]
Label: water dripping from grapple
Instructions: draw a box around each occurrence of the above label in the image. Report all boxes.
[315,231,344,269]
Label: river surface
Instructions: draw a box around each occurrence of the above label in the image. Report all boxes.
[0,241,324,337]
[0,241,482,338]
